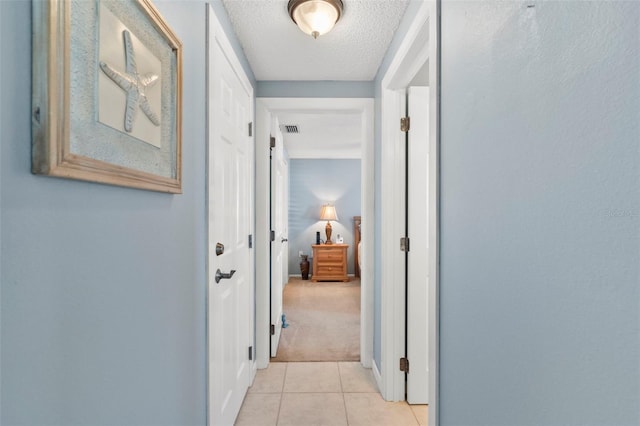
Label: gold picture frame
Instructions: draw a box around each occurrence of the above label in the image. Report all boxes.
[32,0,182,193]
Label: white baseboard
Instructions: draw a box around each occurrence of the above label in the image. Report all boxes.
[361,350,372,369]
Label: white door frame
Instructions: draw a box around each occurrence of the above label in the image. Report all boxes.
[255,98,375,369]
[379,1,439,424]
[205,4,256,423]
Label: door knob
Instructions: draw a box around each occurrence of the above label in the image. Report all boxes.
[215,269,236,284]
[281,238,288,243]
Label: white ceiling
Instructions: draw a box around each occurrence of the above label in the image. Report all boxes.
[277,111,362,159]
[221,0,410,81]
[221,1,410,158]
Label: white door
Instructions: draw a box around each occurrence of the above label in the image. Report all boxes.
[281,154,289,288]
[207,6,254,424]
[270,124,287,356]
[406,86,429,404]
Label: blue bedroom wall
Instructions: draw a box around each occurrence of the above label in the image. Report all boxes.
[0,1,253,424]
[288,159,361,277]
[439,1,639,425]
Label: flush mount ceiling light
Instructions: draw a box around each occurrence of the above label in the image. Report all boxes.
[288,0,344,39]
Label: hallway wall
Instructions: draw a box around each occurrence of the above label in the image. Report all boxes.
[0,1,253,424]
[439,1,639,425]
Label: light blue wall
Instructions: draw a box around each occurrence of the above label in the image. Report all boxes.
[288,159,361,276]
[371,0,424,377]
[439,1,639,425]
[0,1,253,424]
[257,81,374,98]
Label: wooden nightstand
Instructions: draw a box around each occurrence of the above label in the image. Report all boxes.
[311,244,349,282]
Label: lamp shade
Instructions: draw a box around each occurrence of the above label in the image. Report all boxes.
[320,204,338,221]
[288,0,343,39]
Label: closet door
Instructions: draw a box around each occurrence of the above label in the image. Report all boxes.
[406,86,429,404]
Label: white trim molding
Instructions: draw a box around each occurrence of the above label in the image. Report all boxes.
[428,2,441,425]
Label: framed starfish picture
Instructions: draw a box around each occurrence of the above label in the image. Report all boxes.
[32,0,182,193]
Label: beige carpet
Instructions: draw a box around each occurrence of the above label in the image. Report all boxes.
[272,277,360,362]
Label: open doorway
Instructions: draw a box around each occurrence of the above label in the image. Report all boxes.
[270,109,364,362]
[271,155,362,363]
[255,98,375,369]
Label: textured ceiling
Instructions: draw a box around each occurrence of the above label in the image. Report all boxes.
[221,0,410,81]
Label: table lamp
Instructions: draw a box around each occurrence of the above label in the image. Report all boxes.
[319,204,338,244]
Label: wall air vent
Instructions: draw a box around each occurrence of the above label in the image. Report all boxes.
[283,125,299,134]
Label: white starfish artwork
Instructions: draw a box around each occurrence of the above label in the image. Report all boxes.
[99,29,160,133]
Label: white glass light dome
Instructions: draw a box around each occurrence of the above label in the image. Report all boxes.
[288,0,344,39]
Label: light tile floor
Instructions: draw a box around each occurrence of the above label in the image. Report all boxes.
[235,362,427,426]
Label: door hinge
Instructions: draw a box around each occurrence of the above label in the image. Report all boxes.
[270,230,275,242]
[400,237,410,252]
[400,357,410,373]
[270,136,276,148]
[270,324,275,335]
[248,346,253,361]
[400,116,410,132]
[248,122,253,137]
[248,234,253,248]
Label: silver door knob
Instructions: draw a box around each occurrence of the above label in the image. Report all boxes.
[281,238,288,243]
[215,269,236,284]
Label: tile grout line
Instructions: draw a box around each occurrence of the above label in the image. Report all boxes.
[410,405,420,426]
[337,362,351,426]
[274,363,287,426]
[337,362,344,393]
[409,403,427,426]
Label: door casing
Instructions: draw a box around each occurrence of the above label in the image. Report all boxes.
[378,1,439,424]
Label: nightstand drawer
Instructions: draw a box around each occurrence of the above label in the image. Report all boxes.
[316,250,345,262]
[316,264,345,275]
[311,243,349,282]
